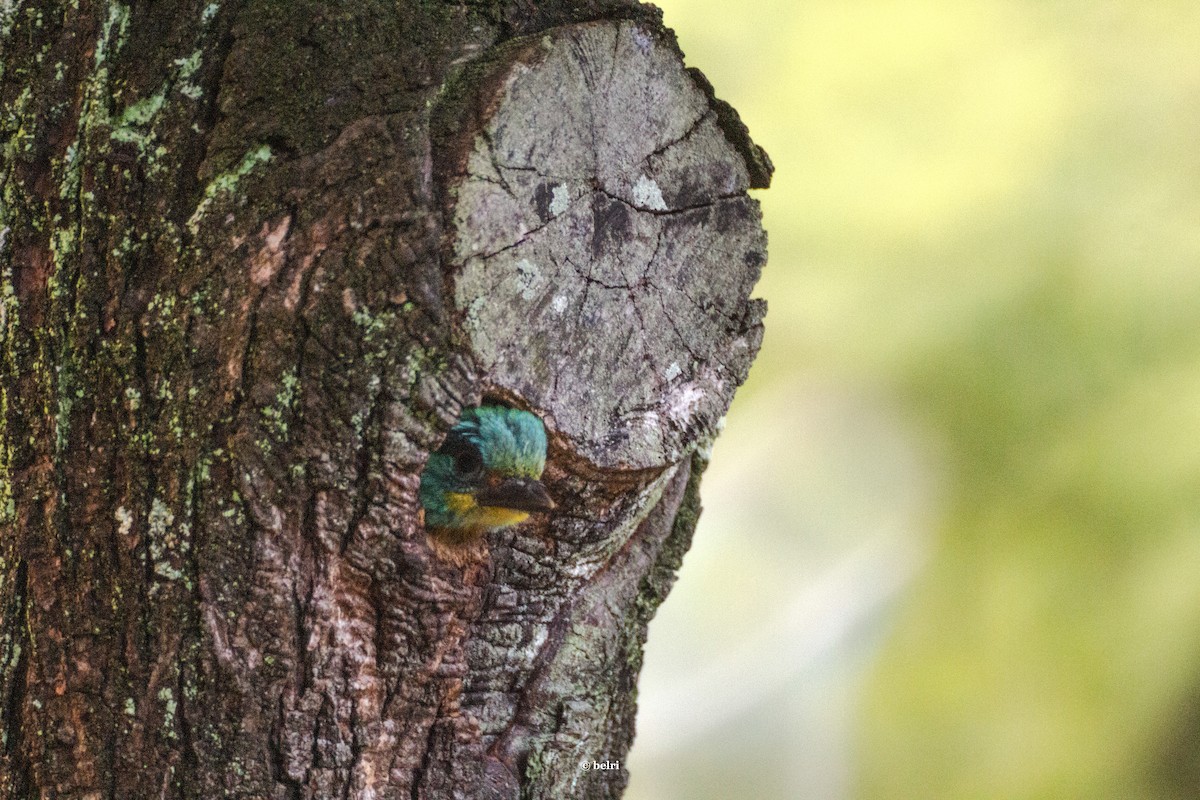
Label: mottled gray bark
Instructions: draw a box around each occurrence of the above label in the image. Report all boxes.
[0,2,769,798]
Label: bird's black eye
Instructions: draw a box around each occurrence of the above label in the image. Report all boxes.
[447,441,484,479]
[455,448,483,477]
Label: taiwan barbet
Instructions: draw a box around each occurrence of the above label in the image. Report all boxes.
[419,406,555,544]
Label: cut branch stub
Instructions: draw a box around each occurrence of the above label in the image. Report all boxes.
[443,21,769,470]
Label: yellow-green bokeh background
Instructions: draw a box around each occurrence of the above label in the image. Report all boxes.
[626,2,1200,798]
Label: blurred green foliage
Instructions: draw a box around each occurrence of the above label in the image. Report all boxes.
[628,1,1200,798]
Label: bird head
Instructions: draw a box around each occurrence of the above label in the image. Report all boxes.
[419,405,555,537]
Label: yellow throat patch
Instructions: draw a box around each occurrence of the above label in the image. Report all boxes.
[445,492,531,531]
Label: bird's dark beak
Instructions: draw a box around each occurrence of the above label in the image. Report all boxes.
[476,477,556,513]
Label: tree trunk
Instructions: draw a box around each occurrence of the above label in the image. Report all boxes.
[0,1,770,798]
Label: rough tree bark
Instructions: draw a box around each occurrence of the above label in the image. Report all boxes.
[0,1,769,798]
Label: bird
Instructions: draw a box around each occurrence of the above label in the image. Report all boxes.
[419,405,555,542]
